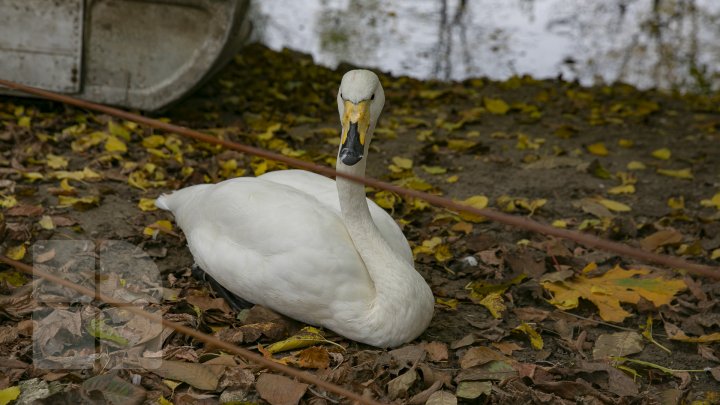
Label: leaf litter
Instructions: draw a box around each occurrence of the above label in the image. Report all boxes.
[0,43,719,403]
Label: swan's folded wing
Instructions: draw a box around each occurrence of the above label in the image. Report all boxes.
[260,170,413,264]
[165,178,376,325]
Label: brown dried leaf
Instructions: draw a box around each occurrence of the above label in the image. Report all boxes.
[460,346,509,369]
[256,374,308,405]
[388,369,418,400]
[138,359,224,391]
[640,229,684,251]
[422,341,449,362]
[592,331,644,360]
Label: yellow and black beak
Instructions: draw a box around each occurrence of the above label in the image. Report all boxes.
[340,100,370,166]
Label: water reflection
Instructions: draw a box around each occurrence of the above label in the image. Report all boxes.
[252,0,720,91]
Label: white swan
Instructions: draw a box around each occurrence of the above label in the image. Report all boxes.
[156,70,435,348]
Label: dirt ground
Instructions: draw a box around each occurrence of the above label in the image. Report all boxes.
[1,43,720,404]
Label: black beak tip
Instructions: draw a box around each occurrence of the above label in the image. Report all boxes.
[340,150,362,166]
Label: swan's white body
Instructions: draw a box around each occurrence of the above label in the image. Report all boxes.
[157,70,435,347]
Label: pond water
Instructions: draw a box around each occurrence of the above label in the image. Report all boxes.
[251,0,720,92]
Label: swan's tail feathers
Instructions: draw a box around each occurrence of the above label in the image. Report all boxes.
[155,194,172,211]
[155,184,211,212]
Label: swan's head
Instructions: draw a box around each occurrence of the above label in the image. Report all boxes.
[337,70,385,166]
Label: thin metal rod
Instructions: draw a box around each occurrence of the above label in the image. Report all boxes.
[0,255,383,405]
[0,78,716,279]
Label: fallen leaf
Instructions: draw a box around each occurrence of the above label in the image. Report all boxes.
[138,198,158,212]
[460,346,509,369]
[651,148,671,160]
[457,195,489,222]
[657,168,693,179]
[627,161,646,170]
[513,322,543,350]
[5,244,26,260]
[423,341,449,362]
[105,135,128,153]
[587,143,609,156]
[665,322,720,343]
[265,326,337,354]
[388,368,418,399]
[295,346,330,369]
[700,192,720,210]
[484,98,509,115]
[82,373,146,405]
[593,331,644,360]
[0,386,20,405]
[38,215,54,230]
[256,373,308,405]
[596,198,631,212]
[46,154,69,169]
[492,342,523,355]
[426,390,457,405]
[456,381,492,400]
[543,265,686,322]
[640,229,683,251]
[138,359,223,391]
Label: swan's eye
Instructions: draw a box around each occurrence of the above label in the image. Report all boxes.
[371,93,375,100]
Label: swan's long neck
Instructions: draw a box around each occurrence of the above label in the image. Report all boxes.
[335,149,434,347]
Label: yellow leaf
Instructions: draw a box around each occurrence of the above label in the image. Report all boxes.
[484,97,510,115]
[395,176,433,191]
[514,322,544,350]
[608,184,635,195]
[0,386,21,405]
[479,292,506,319]
[58,195,100,208]
[711,249,720,260]
[391,156,413,170]
[138,198,158,212]
[651,148,671,160]
[142,135,166,148]
[446,175,459,183]
[0,270,27,287]
[457,195,489,223]
[700,192,720,210]
[143,220,173,237]
[552,219,568,228]
[627,161,646,170]
[38,215,54,230]
[22,172,44,182]
[59,178,75,193]
[587,142,609,156]
[447,139,477,151]
[596,198,631,212]
[657,168,693,179]
[105,135,127,153]
[109,120,131,141]
[373,191,397,210]
[667,196,684,210]
[265,326,338,353]
[542,265,686,322]
[18,116,31,128]
[0,195,18,209]
[421,165,447,175]
[157,396,173,405]
[5,244,26,261]
[435,297,458,310]
[258,122,282,141]
[617,139,634,148]
[46,154,69,169]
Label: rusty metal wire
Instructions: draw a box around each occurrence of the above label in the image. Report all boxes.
[0,255,382,405]
[0,78,717,279]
